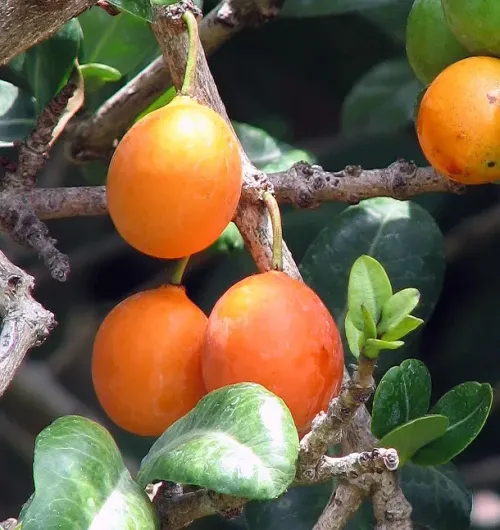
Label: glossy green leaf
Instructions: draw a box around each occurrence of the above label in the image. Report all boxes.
[364,338,404,359]
[400,462,472,529]
[372,359,432,439]
[378,288,421,334]
[245,482,333,530]
[79,7,159,77]
[378,415,449,466]
[341,58,423,136]
[281,0,394,17]
[0,80,36,146]
[261,142,316,172]
[137,383,299,500]
[24,19,83,111]
[300,197,445,353]
[80,63,122,92]
[347,255,392,331]
[108,0,154,21]
[413,382,493,466]
[233,122,282,169]
[345,311,365,358]
[381,315,424,341]
[20,416,158,530]
[361,305,377,339]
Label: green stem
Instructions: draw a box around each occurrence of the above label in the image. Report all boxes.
[263,191,283,271]
[170,256,190,285]
[181,10,199,96]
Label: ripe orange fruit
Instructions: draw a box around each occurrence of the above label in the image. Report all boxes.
[201,271,344,435]
[106,95,243,259]
[417,56,500,184]
[92,285,207,436]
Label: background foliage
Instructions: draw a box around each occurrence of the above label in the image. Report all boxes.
[1,0,500,528]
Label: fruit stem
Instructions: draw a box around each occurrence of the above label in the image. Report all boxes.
[170,256,190,285]
[181,10,199,97]
[263,191,283,271]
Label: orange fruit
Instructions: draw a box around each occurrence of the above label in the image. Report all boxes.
[92,285,207,436]
[106,95,242,259]
[201,271,344,436]
[417,56,500,184]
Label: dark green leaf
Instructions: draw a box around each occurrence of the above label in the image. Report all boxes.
[108,0,154,21]
[400,462,472,529]
[345,312,365,358]
[137,383,299,500]
[20,416,158,529]
[379,288,421,334]
[300,197,445,354]
[0,80,36,146]
[378,415,449,466]
[413,382,493,466]
[382,315,424,341]
[80,63,122,92]
[372,359,432,439]
[341,58,424,136]
[79,7,159,77]
[347,254,392,331]
[364,338,404,359]
[211,222,245,253]
[281,0,394,17]
[360,0,414,43]
[233,122,282,170]
[244,482,333,530]
[24,19,83,111]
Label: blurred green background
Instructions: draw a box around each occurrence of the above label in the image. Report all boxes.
[2,0,500,527]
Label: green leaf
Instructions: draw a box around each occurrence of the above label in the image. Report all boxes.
[0,80,36,146]
[378,415,449,467]
[20,416,159,530]
[233,122,282,170]
[382,315,424,341]
[300,197,445,356]
[211,222,245,253]
[361,305,377,339]
[24,19,83,111]
[400,462,472,529]
[80,63,122,92]
[281,0,394,17]
[360,0,413,43]
[412,382,493,466]
[341,58,424,136]
[137,383,299,500]
[79,7,159,77]
[364,338,404,359]
[261,141,316,172]
[347,255,392,331]
[245,482,333,530]
[378,288,421,334]
[345,311,365,358]
[108,0,154,21]
[372,359,432,439]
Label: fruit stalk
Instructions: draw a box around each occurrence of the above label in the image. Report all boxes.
[181,10,199,97]
[170,255,190,285]
[262,191,283,271]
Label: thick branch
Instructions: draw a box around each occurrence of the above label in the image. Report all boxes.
[0,251,55,397]
[0,0,95,66]
[70,0,284,161]
[313,481,365,530]
[272,160,463,208]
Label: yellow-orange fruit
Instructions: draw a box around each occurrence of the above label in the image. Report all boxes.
[106,95,242,258]
[417,56,500,184]
[92,285,207,436]
[201,271,344,436]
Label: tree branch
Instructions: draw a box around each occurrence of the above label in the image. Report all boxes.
[313,481,365,530]
[0,251,55,398]
[271,160,463,208]
[0,0,95,66]
[70,0,284,162]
